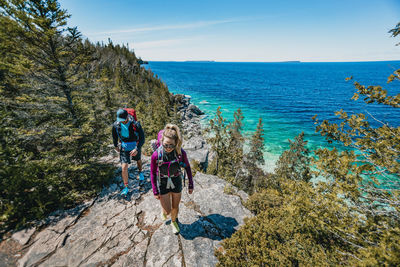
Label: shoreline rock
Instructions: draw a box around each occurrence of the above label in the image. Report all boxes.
[169,94,210,171]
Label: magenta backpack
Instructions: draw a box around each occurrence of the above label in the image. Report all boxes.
[151,129,164,152]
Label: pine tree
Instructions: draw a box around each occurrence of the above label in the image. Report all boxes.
[235,117,266,193]
[312,65,400,264]
[274,132,311,182]
[1,0,93,123]
[226,108,245,180]
[230,108,244,141]
[248,118,265,164]
[205,107,229,175]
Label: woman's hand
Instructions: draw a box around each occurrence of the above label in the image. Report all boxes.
[130,149,138,156]
[155,194,161,200]
[114,146,120,152]
[188,188,193,194]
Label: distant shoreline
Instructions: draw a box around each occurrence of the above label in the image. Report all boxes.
[148,60,400,63]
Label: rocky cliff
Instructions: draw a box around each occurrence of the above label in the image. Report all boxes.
[1,96,252,267]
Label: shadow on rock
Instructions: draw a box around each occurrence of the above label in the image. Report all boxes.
[179,214,238,241]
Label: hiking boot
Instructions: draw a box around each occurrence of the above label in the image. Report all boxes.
[120,187,129,195]
[161,212,168,221]
[171,221,180,234]
[139,172,145,181]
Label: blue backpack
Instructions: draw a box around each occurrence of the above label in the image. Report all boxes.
[116,115,140,151]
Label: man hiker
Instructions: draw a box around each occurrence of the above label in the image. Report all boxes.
[112,108,145,195]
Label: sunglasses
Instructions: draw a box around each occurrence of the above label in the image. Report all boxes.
[163,143,176,149]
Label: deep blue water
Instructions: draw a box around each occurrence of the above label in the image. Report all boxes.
[146,61,400,171]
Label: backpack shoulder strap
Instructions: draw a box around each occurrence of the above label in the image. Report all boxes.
[114,121,123,141]
[156,146,164,166]
[128,115,138,131]
[127,117,141,141]
[178,148,185,164]
[177,149,186,187]
[174,150,181,162]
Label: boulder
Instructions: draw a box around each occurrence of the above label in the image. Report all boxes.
[174,94,191,109]
[185,149,209,171]
[185,112,193,120]
[188,104,204,115]
[183,136,205,151]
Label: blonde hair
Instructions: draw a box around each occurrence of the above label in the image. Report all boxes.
[162,124,183,155]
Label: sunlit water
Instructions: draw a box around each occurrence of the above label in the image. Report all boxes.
[146,61,400,172]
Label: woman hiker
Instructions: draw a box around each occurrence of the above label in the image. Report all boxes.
[150,124,193,234]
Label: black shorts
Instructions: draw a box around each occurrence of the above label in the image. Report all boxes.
[120,149,141,164]
[159,176,183,195]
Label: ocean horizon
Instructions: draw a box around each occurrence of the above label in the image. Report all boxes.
[145,61,400,172]
[149,60,400,63]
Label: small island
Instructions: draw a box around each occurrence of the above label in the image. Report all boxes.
[184,60,216,63]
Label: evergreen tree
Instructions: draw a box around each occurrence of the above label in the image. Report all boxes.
[389,22,400,45]
[0,8,29,96]
[248,117,265,165]
[235,118,266,193]
[226,108,245,180]
[312,66,400,264]
[205,107,229,176]
[230,108,244,142]
[1,0,92,122]
[274,132,312,183]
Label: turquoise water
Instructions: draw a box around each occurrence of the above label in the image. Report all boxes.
[146,61,400,172]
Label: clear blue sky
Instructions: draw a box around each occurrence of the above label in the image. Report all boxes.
[59,0,400,62]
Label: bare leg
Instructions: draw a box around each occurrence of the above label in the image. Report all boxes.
[171,192,182,222]
[137,159,142,172]
[121,163,129,185]
[160,193,172,216]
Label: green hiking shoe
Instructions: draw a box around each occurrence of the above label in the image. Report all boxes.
[171,221,180,234]
[161,211,168,221]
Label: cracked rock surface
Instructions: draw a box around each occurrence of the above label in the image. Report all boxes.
[7,170,251,267]
[3,95,252,266]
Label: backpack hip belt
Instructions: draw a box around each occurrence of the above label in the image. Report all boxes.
[121,141,137,152]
